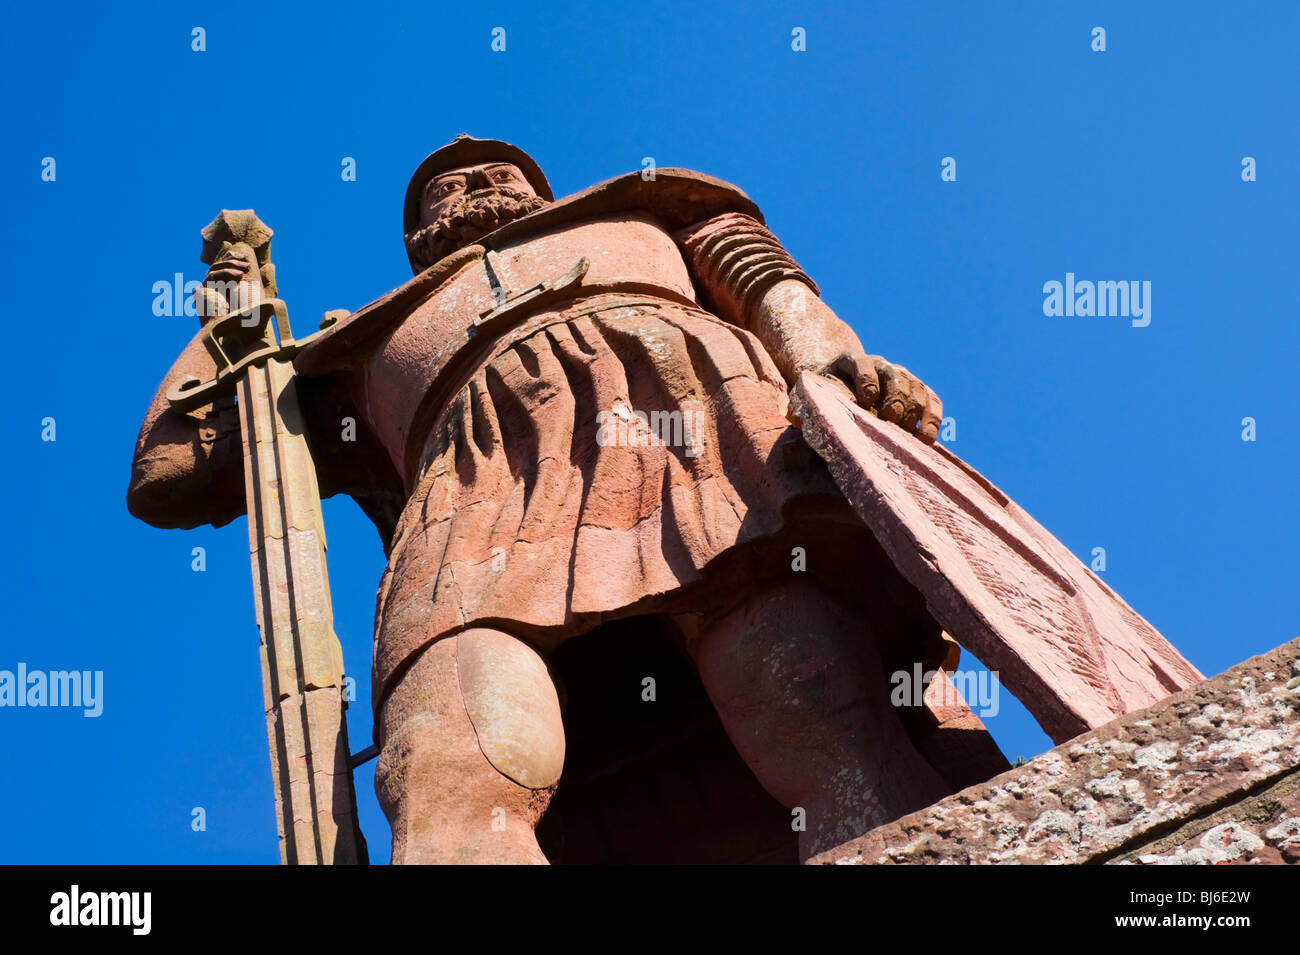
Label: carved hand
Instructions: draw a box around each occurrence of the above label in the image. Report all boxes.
[196,242,260,325]
[754,279,943,444]
[821,350,943,445]
[205,243,255,284]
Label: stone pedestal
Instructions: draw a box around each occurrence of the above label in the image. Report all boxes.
[811,638,1300,865]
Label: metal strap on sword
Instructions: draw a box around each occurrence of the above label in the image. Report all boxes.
[166,210,367,865]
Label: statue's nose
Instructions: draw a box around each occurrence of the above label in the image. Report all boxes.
[466,168,498,193]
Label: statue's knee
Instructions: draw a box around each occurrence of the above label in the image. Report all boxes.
[373,627,564,851]
[456,628,566,790]
[695,578,873,712]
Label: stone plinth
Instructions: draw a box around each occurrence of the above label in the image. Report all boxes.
[810,638,1300,865]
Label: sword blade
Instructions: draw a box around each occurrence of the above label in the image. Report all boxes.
[238,357,365,865]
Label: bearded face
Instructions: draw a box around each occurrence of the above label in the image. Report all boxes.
[405,162,550,271]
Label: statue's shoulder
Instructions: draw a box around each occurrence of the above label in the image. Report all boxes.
[295,170,765,375]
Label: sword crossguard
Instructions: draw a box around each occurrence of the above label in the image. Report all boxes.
[166,299,300,412]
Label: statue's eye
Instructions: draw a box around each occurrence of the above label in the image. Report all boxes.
[436,181,461,197]
[492,170,512,182]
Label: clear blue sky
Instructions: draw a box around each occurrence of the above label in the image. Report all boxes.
[1,1,1295,863]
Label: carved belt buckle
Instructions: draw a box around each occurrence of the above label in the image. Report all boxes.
[469,257,589,339]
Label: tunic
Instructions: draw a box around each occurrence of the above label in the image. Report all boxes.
[369,290,860,705]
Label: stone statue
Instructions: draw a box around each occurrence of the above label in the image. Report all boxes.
[129,135,1202,864]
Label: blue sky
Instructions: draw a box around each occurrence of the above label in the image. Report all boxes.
[1,1,1295,863]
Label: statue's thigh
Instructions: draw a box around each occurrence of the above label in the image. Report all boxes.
[375,628,565,863]
[691,578,956,859]
[688,577,902,806]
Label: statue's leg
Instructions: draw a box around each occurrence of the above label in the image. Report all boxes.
[375,627,565,864]
[690,576,952,860]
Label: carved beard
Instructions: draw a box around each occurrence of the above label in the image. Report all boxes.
[406,188,550,271]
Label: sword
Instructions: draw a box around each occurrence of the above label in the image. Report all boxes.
[168,210,366,864]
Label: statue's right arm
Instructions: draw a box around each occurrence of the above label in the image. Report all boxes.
[127,329,247,530]
[676,211,942,444]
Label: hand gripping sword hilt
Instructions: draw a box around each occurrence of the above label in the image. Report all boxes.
[165,298,305,412]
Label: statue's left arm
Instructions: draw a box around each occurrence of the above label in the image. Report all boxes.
[676,212,942,444]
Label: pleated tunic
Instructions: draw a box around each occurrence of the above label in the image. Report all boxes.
[370,291,853,703]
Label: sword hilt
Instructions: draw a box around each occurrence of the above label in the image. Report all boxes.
[166,299,297,412]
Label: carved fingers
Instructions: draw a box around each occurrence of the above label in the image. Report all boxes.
[203,246,256,286]
[829,351,881,408]
[824,353,942,445]
[916,376,944,444]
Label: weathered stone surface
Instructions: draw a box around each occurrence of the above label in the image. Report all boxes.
[809,638,1300,865]
[267,687,365,865]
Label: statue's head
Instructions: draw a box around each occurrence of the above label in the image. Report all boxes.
[404,134,552,274]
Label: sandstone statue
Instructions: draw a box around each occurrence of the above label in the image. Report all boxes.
[128,135,1203,864]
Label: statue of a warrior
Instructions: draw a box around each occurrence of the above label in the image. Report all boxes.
[129,135,1201,863]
